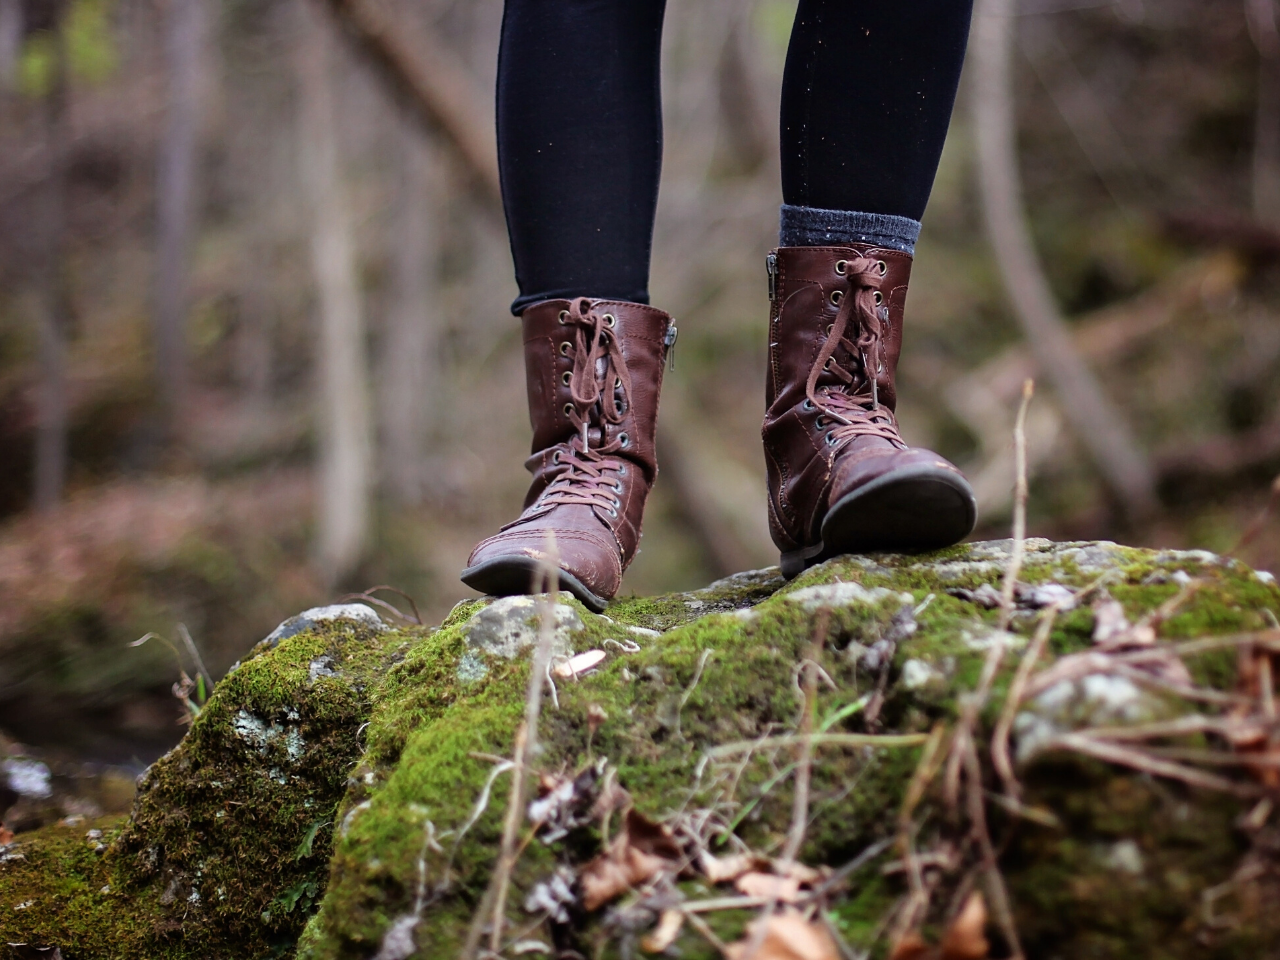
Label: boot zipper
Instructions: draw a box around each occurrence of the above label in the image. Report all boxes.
[664,320,678,370]
[766,251,778,301]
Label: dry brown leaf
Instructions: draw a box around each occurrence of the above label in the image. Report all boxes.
[773,860,822,885]
[0,824,14,846]
[890,892,990,960]
[888,936,933,960]
[699,851,765,883]
[735,871,803,903]
[724,910,840,960]
[579,810,683,911]
[940,892,989,960]
[640,908,685,953]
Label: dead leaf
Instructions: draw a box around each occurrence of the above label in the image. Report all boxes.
[940,892,989,960]
[724,909,840,960]
[0,824,14,846]
[890,892,989,960]
[888,936,933,960]
[735,871,803,903]
[699,850,764,883]
[580,810,684,910]
[640,908,685,953]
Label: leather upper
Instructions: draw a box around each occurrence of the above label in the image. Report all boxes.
[467,297,674,601]
[762,244,963,554]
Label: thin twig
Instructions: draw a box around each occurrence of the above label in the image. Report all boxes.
[888,725,947,948]
[1047,732,1264,796]
[176,623,214,692]
[998,379,1035,632]
[782,609,830,864]
[674,648,715,741]
[991,603,1060,798]
[703,733,930,760]
[1226,472,1280,559]
[339,584,423,624]
[463,535,560,959]
[962,740,1024,960]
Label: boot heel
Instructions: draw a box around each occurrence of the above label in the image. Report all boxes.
[779,541,826,579]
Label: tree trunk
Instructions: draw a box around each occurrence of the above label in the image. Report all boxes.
[153,0,206,438]
[971,0,1156,519]
[0,0,21,91]
[33,15,69,511]
[296,1,373,584]
[378,120,439,507]
[1247,0,1280,226]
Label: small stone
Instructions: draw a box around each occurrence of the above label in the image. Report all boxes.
[900,659,944,690]
[464,596,582,660]
[1257,570,1276,586]
[308,656,339,683]
[264,604,387,647]
[1099,839,1144,875]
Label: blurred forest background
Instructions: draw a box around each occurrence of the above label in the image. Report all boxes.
[0,0,1278,778]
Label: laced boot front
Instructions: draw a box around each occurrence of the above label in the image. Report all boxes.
[762,245,976,576]
[462,297,676,611]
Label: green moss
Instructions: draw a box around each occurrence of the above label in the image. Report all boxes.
[6,541,1279,958]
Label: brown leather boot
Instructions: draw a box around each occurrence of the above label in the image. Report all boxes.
[462,297,676,612]
[763,245,976,577]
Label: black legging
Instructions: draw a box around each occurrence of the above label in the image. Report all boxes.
[497,0,974,314]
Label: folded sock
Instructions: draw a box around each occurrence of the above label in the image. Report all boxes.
[779,204,921,255]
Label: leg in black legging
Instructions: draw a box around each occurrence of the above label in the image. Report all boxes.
[497,0,667,315]
[780,0,974,249]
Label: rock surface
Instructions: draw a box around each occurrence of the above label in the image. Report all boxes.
[0,540,1277,958]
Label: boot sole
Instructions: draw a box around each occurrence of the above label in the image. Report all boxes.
[460,556,611,613]
[780,465,977,578]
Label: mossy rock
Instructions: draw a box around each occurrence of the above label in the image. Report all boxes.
[1,541,1277,958]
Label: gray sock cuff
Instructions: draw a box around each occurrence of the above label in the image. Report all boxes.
[779,205,921,255]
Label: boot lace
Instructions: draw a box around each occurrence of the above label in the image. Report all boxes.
[536,298,633,519]
[805,256,905,450]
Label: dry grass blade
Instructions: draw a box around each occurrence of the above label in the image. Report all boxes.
[888,725,948,949]
[961,740,1023,959]
[704,733,930,760]
[462,534,561,958]
[991,603,1060,798]
[998,379,1035,632]
[782,608,831,864]
[1047,732,1264,796]
[1226,471,1280,559]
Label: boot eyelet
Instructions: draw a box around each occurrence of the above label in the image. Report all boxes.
[826,432,838,446]
[618,433,630,447]
[801,399,815,411]
[617,464,628,476]
[816,416,827,428]
[562,371,572,386]
[877,260,887,276]
[823,358,833,370]
[825,323,833,335]
[552,451,562,464]
[560,342,571,355]
[830,290,843,305]
[563,403,574,416]
[606,507,618,518]
[611,480,623,492]
[873,291,883,306]
[558,310,569,324]
[614,377,622,388]
[603,313,617,328]
[834,259,847,275]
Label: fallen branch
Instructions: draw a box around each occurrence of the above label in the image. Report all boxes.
[316,0,501,203]
[972,0,1156,517]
